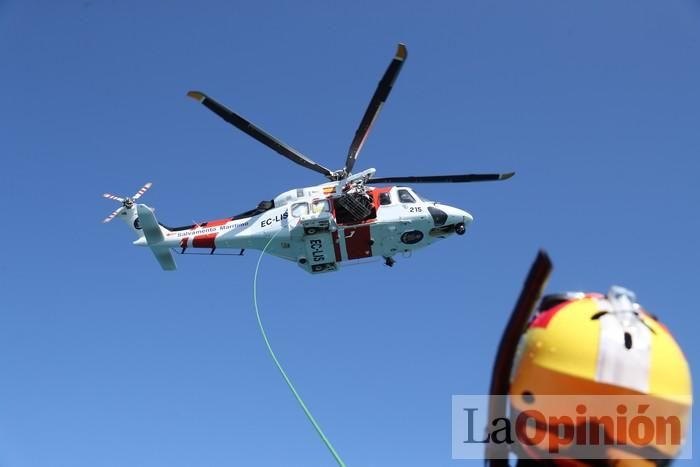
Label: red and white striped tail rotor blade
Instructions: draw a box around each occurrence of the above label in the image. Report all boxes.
[103,207,124,223]
[103,193,125,202]
[131,182,153,200]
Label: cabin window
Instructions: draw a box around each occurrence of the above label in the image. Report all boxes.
[379,192,392,206]
[397,189,416,204]
[291,202,309,217]
[311,199,330,214]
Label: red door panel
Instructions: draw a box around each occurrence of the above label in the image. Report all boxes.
[343,226,372,260]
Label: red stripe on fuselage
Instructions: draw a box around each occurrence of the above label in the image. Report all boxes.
[192,233,217,249]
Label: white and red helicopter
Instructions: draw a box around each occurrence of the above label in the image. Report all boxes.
[102,44,514,273]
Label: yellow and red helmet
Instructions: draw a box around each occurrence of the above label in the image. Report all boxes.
[508,287,692,466]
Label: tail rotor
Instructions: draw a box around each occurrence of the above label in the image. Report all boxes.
[102,206,125,223]
[131,182,152,201]
[102,182,153,223]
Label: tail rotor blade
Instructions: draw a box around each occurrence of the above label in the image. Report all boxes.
[103,193,125,202]
[103,207,125,223]
[132,182,153,200]
[343,43,407,178]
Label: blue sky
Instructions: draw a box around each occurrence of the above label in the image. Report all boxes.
[1,1,699,466]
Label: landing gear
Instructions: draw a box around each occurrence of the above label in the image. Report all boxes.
[455,222,466,235]
[384,256,396,267]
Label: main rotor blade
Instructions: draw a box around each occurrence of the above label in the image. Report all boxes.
[187,91,334,178]
[131,182,152,200]
[367,172,515,184]
[485,250,552,465]
[342,43,407,178]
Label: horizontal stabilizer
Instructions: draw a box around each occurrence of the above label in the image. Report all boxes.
[150,245,177,271]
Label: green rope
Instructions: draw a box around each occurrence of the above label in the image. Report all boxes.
[253,233,347,467]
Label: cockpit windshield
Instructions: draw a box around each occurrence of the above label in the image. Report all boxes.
[412,191,432,203]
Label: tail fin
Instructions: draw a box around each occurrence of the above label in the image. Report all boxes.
[119,205,146,238]
[102,182,175,271]
[136,205,176,271]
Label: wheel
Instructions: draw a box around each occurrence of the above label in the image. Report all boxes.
[305,227,318,235]
[455,222,466,235]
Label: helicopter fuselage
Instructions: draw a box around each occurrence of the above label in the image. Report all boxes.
[133,169,473,273]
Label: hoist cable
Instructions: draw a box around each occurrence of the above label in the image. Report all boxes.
[252,233,347,466]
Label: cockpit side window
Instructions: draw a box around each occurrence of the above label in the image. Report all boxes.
[379,192,392,206]
[291,202,309,217]
[397,189,416,204]
[311,199,329,214]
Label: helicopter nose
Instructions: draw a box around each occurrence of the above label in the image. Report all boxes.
[450,208,473,235]
[433,204,473,235]
[459,209,474,225]
[455,210,473,235]
[439,205,472,224]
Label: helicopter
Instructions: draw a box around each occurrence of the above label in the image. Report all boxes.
[102,44,514,273]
